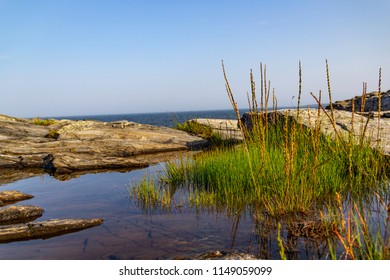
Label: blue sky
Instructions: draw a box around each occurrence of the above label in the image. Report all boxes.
[0,0,389,117]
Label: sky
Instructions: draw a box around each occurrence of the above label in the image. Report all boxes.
[0,0,389,118]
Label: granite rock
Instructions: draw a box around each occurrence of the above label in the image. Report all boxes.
[327,90,390,112]
[0,114,207,174]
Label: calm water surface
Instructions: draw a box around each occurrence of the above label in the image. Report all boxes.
[1,110,257,260]
[0,163,282,260]
[0,162,341,260]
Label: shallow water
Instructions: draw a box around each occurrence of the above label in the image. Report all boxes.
[0,164,276,260]
[1,162,387,260]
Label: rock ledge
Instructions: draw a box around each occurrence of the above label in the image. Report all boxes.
[0,115,207,174]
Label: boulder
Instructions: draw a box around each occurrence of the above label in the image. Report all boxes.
[327,90,390,112]
[241,108,390,156]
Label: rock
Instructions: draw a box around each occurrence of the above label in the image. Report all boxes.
[188,118,243,141]
[241,108,390,156]
[0,115,207,174]
[192,250,258,260]
[0,205,44,224]
[0,190,34,206]
[327,90,390,112]
[0,218,103,243]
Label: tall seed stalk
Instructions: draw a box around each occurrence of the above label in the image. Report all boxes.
[377,68,382,147]
[222,60,258,193]
[326,60,336,129]
[297,61,302,119]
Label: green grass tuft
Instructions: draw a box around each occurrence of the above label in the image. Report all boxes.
[32,117,56,126]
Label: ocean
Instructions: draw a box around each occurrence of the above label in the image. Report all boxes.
[51,105,318,127]
[53,109,241,127]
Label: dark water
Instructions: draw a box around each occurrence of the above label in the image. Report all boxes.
[0,164,283,260]
[0,163,336,260]
[0,166,209,259]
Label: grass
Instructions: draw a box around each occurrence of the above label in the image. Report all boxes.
[130,176,173,213]
[32,117,56,126]
[131,61,389,259]
[45,130,60,139]
[175,119,230,147]
[164,117,388,216]
[175,120,215,138]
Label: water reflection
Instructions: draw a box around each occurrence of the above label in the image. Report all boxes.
[0,165,388,259]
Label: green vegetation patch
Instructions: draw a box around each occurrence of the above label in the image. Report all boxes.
[131,61,389,259]
[175,120,214,138]
[45,130,60,139]
[175,120,231,147]
[32,117,56,126]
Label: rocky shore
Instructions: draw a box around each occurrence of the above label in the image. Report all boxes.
[328,90,390,112]
[0,190,103,243]
[0,115,207,175]
[1,91,390,176]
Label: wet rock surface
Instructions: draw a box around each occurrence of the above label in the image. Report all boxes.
[0,190,34,206]
[0,218,104,243]
[0,205,44,224]
[0,114,207,174]
[0,189,103,243]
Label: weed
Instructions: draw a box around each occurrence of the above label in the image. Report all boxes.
[32,117,56,126]
[132,61,389,259]
[45,130,60,139]
[175,120,230,147]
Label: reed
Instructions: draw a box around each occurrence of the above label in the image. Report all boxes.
[377,68,382,147]
[277,223,287,260]
[132,61,389,259]
[176,63,386,199]
[130,176,174,213]
[328,192,389,259]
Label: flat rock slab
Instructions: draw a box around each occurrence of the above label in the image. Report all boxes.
[0,205,44,224]
[0,114,207,173]
[0,190,34,206]
[0,218,104,243]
